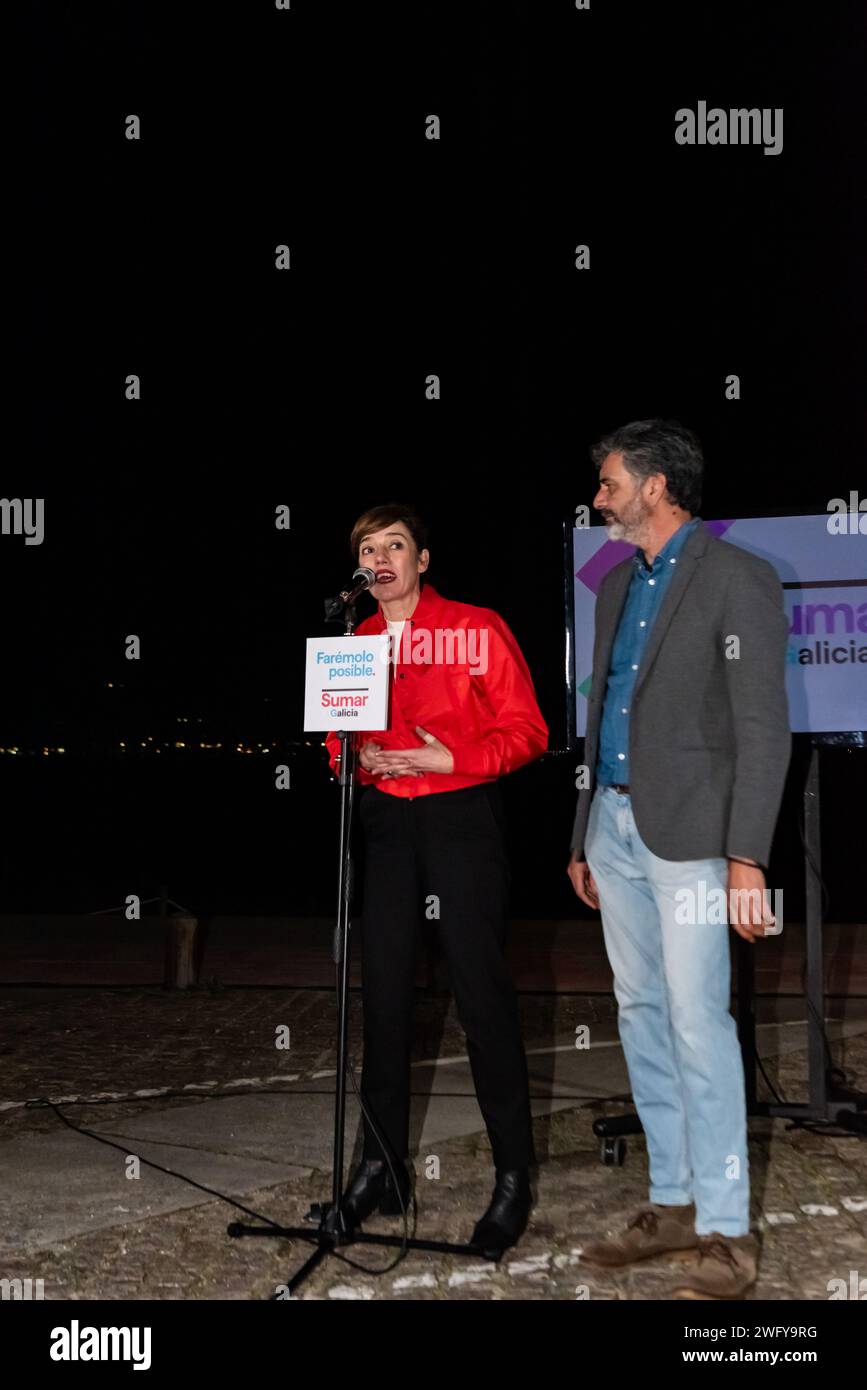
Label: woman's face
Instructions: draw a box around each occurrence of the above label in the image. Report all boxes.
[358,523,428,602]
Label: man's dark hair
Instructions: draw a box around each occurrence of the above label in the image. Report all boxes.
[591,418,704,513]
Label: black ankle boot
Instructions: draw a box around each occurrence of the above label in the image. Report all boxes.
[341,1157,413,1228]
[469,1167,533,1259]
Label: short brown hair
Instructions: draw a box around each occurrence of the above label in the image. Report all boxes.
[349,502,429,563]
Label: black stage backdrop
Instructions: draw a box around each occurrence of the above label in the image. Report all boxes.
[9,0,866,919]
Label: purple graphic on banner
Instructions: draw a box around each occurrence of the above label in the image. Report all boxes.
[575,520,735,594]
[574,539,632,594]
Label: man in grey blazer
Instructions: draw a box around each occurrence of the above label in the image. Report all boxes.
[567,418,790,1299]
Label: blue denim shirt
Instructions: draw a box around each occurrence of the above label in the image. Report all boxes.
[596,517,702,786]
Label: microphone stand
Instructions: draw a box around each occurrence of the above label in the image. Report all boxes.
[227,591,481,1297]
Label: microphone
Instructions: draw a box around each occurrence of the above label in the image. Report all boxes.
[337,566,377,605]
[324,566,378,623]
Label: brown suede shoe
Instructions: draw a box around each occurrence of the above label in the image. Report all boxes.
[671,1231,759,1299]
[581,1202,698,1267]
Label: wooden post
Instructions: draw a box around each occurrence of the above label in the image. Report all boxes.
[164,914,199,989]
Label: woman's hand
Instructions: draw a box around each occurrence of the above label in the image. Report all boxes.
[358,737,423,777]
[359,740,384,773]
[373,725,454,778]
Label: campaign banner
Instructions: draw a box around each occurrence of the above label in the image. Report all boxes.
[572,515,867,735]
[304,634,390,731]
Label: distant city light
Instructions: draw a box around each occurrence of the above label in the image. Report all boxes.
[0,734,304,756]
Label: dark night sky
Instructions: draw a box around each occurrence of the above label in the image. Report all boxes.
[8,1,866,915]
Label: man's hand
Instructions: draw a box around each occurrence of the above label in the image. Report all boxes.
[727,859,775,943]
[373,726,454,777]
[567,851,599,911]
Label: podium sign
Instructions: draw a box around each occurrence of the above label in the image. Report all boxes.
[304,634,390,731]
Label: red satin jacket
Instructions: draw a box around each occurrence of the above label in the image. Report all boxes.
[324,582,548,798]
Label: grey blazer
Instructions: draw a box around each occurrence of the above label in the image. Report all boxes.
[570,523,791,868]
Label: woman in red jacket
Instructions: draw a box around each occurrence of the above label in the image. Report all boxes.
[325,502,548,1258]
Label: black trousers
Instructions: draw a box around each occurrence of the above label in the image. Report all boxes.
[357,781,535,1171]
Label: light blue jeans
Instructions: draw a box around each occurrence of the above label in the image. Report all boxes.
[584,785,749,1236]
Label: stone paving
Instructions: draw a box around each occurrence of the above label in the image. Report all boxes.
[0,986,865,1300]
